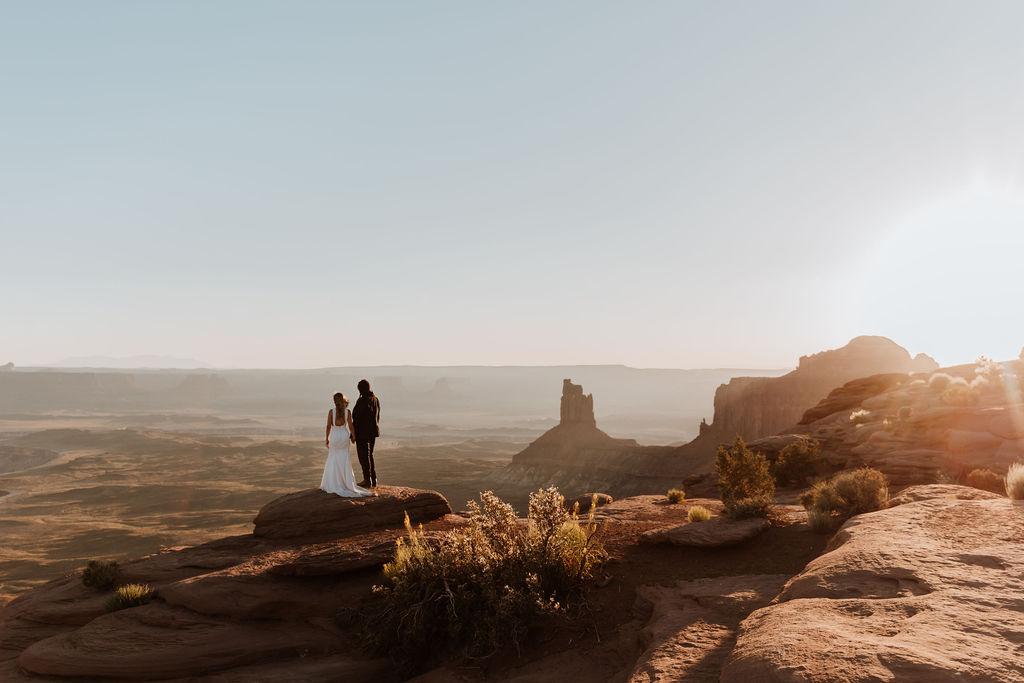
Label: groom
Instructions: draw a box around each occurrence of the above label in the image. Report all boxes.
[352,379,381,487]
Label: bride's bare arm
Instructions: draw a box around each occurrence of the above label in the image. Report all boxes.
[325,411,332,447]
[347,409,356,442]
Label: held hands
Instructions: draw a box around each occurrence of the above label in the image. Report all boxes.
[350,435,356,443]
[325,439,329,448]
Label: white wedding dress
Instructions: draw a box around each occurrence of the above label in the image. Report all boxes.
[320,408,373,497]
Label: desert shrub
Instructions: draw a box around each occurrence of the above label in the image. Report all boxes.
[972,355,1004,391]
[666,488,686,504]
[928,372,953,391]
[806,507,834,534]
[941,378,979,407]
[773,439,821,487]
[716,437,774,519]
[367,488,605,671]
[848,409,871,425]
[687,505,711,522]
[1006,463,1024,500]
[966,468,1006,494]
[801,468,888,520]
[104,583,153,611]
[81,560,119,591]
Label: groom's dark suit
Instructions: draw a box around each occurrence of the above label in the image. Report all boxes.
[352,392,381,486]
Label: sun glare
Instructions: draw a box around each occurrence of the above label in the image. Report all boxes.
[855,189,1024,366]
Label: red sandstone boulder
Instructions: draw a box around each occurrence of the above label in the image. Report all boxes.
[721,486,1024,682]
[252,486,451,539]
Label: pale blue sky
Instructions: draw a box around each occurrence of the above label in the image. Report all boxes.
[4,1,1024,368]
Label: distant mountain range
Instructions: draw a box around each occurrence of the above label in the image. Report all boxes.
[45,355,212,369]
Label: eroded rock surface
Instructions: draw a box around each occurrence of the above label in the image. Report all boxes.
[253,486,451,539]
[640,517,770,548]
[721,486,1024,682]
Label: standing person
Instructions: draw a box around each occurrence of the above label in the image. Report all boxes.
[351,379,381,487]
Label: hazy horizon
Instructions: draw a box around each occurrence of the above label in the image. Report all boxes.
[5,2,1024,369]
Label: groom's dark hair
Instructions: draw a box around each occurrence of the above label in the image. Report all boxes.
[357,379,371,396]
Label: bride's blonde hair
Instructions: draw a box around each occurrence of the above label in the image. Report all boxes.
[333,392,349,412]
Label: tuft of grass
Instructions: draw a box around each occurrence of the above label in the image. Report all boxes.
[366,487,605,673]
[105,583,153,612]
[82,560,119,591]
[1006,463,1024,500]
[716,437,774,519]
[806,507,833,534]
[687,505,711,522]
[666,488,686,504]
[966,468,1006,495]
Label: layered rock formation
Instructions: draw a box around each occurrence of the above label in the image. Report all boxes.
[721,485,1024,682]
[1,486,454,681]
[698,336,937,445]
[779,360,1024,485]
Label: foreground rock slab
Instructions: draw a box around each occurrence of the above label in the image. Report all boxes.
[721,485,1024,683]
[252,486,451,539]
[641,516,770,548]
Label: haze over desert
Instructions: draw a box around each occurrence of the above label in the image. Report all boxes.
[4,2,1024,681]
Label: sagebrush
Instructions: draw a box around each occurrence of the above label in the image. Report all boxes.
[666,488,686,504]
[772,439,821,487]
[801,468,888,524]
[716,436,774,518]
[82,560,119,591]
[966,468,1005,494]
[367,488,605,671]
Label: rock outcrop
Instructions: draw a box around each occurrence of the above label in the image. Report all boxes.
[640,517,770,548]
[560,379,596,426]
[779,360,1024,485]
[1,486,455,681]
[721,485,1024,682]
[698,336,937,445]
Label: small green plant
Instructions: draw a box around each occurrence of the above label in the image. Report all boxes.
[801,468,888,521]
[81,560,119,591]
[666,488,686,504]
[367,487,605,672]
[772,439,821,487]
[716,436,775,519]
[1006,462,1024,500]
[966,468,1006,494]
[687,505,711,522]
[105,583,153,611]
[806,507,833,534]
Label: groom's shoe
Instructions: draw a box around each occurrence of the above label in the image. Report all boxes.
[357,480,370,488]
[371,479,377,487]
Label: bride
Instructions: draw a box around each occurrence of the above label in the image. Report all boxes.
[321,392,373,497]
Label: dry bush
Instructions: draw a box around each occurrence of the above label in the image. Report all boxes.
[966,468,1006,494]
[367,488,605,672]
[928,372,953,391]
[941,378,979,407]
[972,356,1004,392]
[801,468,888,521]
[1007,463,1024,500]
[773,439,821,487]
[81,560,119,591]
[104,583,152,611]
[716,437,774,519]
[848,409,872,425]
[687,505,711,522]
[666,488,686,504]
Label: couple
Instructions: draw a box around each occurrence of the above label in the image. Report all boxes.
[320,379,381,498]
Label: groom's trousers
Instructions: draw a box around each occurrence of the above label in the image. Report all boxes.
[356,438,376,485]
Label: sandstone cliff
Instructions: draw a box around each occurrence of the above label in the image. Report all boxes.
[698,336,937,444]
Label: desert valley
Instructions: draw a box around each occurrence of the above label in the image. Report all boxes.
[1,336,1021,681]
